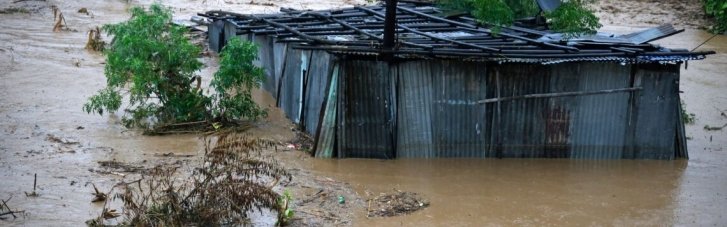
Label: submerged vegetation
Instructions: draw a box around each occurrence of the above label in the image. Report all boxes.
[84,4,265,131]
[87,133,291,226]
[681,99,696,125]
[438,0,601,37]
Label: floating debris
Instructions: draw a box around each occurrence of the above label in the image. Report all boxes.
[367,190,429,217]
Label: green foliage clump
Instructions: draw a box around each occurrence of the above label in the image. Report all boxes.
[438,0,601,38]
[212,37,267,121]
[84,4,266,130]
[471,0,515,34]
[704,0,727,33]
[545,0,601,38]
[680,99,696,124]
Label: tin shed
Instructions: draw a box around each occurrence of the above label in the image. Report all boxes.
[200,2,713,159]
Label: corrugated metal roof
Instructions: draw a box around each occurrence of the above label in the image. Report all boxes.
[200,2,713,63]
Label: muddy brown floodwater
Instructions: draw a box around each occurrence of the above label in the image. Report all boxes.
[1,0,727,226]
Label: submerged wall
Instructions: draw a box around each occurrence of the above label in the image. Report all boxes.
[218,30,687,159]
[330,59,686,159]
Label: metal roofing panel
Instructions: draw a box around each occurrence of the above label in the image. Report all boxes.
[620,24,683,44]
[536,0,561,12]
[200,3,714,61]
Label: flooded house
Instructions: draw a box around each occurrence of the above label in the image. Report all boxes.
[200,1,713,159]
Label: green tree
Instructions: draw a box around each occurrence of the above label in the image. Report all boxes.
[438,0,601,38]
[211,37,267,122]
[545,0,601,38]
[84,4,265,130]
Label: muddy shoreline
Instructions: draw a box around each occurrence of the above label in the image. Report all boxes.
[1,0,727,226]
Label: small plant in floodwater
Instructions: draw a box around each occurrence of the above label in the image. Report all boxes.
[86,133,291,226]
[277,190,294,226]
[681,99,696,124]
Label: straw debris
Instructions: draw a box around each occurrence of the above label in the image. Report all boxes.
[87,133,291,226]
[367,190,429,217]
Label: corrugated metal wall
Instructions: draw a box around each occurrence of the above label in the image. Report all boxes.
[278,48,310,123]
[338,60,395,158]
[314,63,340,158]
[207,20,225,53]
[208,21,685,160]
[329,59,681,159]
[302,50,333,135]
[430,61,487,157]
[629,63,681,159]
[397,61,435,158]
[489,64,550,158]
[271,42,288,99]
[221,33,683,159]
[565,63,632,159]
[254,35,276,95]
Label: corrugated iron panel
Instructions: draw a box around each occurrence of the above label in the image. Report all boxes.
[302,50,333,136]
[430,60,487,157]
[396,61,435,158]
[630,63,680,159]
[252,35,276,94]
[208,20,224,52]
[490,63,550,158]
[620,24,681,44]
[223,20,239,44]
[675,93,688,159]
[557,62,632,159]
[338,60,395,158]
[314,62,340,158]
[278,47,310,123]
[270,42,288,99]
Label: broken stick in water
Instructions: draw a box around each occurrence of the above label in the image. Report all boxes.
[25,173,39,197]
